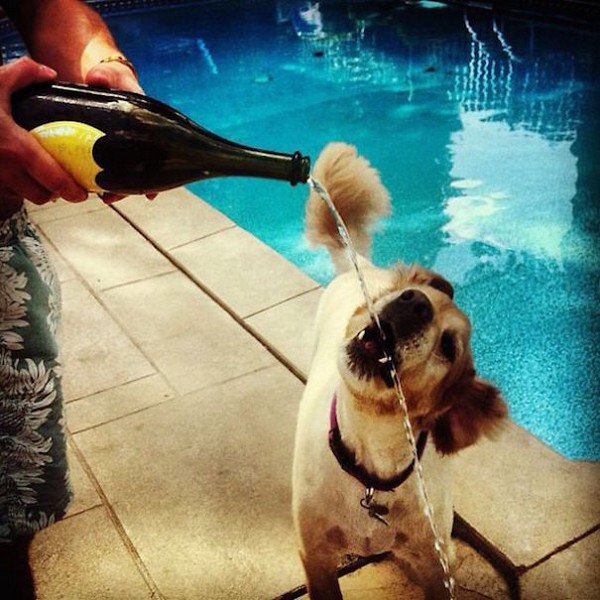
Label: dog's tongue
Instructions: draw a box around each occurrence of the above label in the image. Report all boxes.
[356,324,381,357]
[355,320,395,360]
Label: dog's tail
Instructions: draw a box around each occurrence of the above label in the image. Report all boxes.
[305,142,390,274]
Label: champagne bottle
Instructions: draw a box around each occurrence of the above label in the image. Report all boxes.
[11,82,311,194]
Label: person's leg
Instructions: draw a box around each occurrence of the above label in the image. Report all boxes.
[0,535,36,600]
[1,203,71,598]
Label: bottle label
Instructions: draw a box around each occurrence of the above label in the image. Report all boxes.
[30,121,105,192]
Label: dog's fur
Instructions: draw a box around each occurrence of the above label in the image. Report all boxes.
[292,143,507,599]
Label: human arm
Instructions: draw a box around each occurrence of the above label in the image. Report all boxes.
[4,0,142,90]
[0,0,144,210]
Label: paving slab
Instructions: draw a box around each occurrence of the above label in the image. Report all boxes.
[40,206,174,291]
[66,373,176,433]
[37,231,77,283]
[65,439,102,517]
[25,200,53,213]
[453,421,600,568]
[30,506,153,600]
[27,196,106,225]
[452,539,511,599]
[114,188,235,250]
[246,287,323,378]
[73,365,306,599]
[170,226,318,318]
[338,559,422,600]
[60,279,156,402]
[100,271,277,395]
[521,529,599,599]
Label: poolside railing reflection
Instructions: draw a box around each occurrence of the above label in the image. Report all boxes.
[451,15,582,143]
[289,5,584,145]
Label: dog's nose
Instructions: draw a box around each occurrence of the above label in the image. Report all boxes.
[379,289,433,338]
[398,289,433,321]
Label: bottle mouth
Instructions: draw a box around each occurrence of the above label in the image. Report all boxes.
[290,151,311,186]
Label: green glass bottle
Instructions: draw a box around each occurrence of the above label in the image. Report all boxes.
[11,82,311,194]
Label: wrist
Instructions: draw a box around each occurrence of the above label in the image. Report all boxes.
[80,35,135,81]
[98,55,137,79]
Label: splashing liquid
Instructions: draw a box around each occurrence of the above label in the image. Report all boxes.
[308,176,457,599]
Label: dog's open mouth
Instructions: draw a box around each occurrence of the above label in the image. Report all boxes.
[346,320,397,387]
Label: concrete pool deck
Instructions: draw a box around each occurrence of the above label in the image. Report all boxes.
[26,187,598,599]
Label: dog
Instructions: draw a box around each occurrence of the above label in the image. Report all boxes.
[292,143,507,599]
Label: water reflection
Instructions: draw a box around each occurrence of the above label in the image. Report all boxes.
[437,13,584,274]
[439,110,577,274]
[452,14,582,141]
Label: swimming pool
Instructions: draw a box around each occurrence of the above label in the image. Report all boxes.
[3,1,598,460]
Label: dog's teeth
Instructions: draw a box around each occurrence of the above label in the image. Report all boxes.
[378,356,390,364]
[357,329,366,341]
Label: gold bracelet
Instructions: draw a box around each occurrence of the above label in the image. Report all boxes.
[98,54,138,79]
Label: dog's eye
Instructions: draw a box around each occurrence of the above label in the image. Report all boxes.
[429,276,454,299]
[440,331,457,362]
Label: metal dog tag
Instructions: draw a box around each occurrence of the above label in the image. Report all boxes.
[360,488,390,526]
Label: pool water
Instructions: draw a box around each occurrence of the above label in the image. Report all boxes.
[111,0,598,461]
[7,1,598,459]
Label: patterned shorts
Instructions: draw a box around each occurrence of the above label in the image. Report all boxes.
[0,206,71,542]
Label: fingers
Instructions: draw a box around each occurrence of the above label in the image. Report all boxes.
[11,171,56,205]
[0,124,87,204]
[99,192,124,204]
[99,192,158,204]
[0,157,55,205]
[24,135,88,202]
[0,58,88,204]
[85,63,144,94]
[0,57,56,108]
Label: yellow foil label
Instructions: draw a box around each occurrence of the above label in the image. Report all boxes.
[31,121,105,192]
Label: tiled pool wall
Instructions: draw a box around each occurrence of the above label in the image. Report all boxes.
[91,0,600,30]
[443,0,600,28]
[1,0,599,32]
[1,0,598,45]
[89,0,225,16]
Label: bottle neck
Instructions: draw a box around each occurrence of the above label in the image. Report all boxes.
[186,143,309,185]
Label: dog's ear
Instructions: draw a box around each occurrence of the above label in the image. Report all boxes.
[428,275,454,299]
[432,373,507,455]
[405,266,454,299]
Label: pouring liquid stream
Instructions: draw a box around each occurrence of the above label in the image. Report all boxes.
[308,176,456,599]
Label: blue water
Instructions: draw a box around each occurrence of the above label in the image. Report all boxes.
[9,1,598,459]
[109,0,599,461]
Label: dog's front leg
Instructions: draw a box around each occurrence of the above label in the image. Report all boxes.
[300,550,343,600]
[391,546,454,600]
[422,577,453,600]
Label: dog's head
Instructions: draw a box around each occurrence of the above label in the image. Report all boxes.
[340,264,507,455]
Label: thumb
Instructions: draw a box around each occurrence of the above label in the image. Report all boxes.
[0,56,56,102]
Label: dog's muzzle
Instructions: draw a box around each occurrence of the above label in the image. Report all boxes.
[379,289,433,339]
[347,289,434,384]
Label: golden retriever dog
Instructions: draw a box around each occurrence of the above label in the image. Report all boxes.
[292,143,507,599]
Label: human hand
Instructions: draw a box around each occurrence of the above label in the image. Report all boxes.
[84,58,157,203]
[85,58,143,94]
[0,57,88,205]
